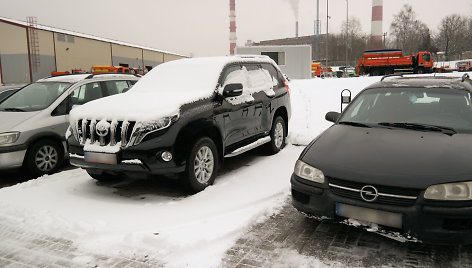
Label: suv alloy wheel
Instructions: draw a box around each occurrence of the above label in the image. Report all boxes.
[183,137,219,193]
[267,116,286,154]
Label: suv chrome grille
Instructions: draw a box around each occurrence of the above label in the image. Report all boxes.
[327,177,420,207]
[77,119,136,148]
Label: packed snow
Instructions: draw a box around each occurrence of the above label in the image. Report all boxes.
[1,72,470,267]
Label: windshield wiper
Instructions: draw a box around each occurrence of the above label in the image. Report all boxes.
[338,121,372,128]
[378,122,456,136]
[2,108,26,112]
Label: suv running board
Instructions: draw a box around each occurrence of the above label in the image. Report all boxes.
[225,136,271,158]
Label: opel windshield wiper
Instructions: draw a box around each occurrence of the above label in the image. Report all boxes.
[2,108,26,112]
[338,121,372,128]
[378,122,456,136]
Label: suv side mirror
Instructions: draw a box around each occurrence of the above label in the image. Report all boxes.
[325,111,341,123]
[223,83,243,97]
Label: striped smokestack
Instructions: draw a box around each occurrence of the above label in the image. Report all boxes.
[229,0,237,55]
[371,0,383,43]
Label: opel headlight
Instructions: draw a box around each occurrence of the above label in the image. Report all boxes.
[0,132,20,145]
[132,113,180,145]
[294,160,325,183]
[424,182,472,200]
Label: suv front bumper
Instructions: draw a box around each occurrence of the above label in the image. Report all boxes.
[68,141,185,176]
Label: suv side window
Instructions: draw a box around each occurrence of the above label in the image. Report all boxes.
[262,63,283,87]
[71,82,104,105]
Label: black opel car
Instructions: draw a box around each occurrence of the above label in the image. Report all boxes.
[68,56,291,193]
[291,74,472,244]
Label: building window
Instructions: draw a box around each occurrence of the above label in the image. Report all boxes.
[261,51,286,66]
[66,35,75,43]
[57,34,65,42]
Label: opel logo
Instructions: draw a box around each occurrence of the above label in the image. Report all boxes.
[96,120,110,137]
[360,185,379,202]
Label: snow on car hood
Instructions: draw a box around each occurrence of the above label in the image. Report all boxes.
[70,90,190,122]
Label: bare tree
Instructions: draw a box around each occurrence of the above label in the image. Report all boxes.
[390,4,431,54]
[436,14,468,60]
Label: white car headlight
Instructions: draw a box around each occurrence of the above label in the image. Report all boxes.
[0,132,20,145]
[424,182,472,200]
[294,160,325,183]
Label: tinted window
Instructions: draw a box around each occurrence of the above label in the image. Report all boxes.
[71,82,103,105]
[340,87,472,132]
[104,80,131,96]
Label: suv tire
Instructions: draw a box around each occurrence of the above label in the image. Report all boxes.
[183,137,219,193]
[266,116,286,154]
[25,139,63,176]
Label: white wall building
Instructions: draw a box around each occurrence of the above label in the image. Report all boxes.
[235,45,312,79]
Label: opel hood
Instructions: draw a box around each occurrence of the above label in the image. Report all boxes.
[301,125,472,189]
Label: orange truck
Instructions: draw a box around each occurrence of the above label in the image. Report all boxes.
[311,62,332,77]
[91,66,131,74]
[457,61,472,72]
[356,49,434,76]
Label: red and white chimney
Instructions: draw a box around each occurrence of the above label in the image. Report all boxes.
[229,0,237,55]
[371,0,383,43]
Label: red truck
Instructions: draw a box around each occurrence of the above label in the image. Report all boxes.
[356,49,434,76]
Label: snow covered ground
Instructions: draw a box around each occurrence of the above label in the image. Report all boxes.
[0,72,469,267]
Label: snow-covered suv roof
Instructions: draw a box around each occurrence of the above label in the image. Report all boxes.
[70,56,281,123]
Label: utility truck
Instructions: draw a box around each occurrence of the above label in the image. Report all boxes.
[356,49,434,76]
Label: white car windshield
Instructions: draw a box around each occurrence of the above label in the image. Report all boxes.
[0,82,71,112]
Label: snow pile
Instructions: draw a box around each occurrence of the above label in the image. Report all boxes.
[287,76,380,145]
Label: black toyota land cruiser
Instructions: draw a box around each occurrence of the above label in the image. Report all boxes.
[67,56,291,193]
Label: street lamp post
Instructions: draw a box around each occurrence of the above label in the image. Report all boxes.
[325,0,328,77]
[345,0,348,76]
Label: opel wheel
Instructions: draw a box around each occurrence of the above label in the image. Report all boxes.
[25,139,63,176]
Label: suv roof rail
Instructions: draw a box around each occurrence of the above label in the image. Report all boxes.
[380,74,404,82]
[85,73,141,79]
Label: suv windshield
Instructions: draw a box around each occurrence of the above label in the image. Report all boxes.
[339,87,472,133]
[0,82,71,112]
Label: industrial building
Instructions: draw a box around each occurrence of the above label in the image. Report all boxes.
[235,45,312,79]
[0,17,186,85]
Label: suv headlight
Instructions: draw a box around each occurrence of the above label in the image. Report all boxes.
[0,132,20,145]
[132,113,180,145]
[294,160,325,183]
[424,182,472,200]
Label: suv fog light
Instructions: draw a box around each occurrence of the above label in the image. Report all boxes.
[161,151,173,162]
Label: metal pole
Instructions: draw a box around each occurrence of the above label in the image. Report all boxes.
[345,0,348,74]
[325,0,328,77]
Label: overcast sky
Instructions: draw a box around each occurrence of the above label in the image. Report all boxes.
[1,0,471,57]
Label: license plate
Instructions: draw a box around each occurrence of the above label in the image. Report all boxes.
[84,152,117,165]
[336,203,402,229]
